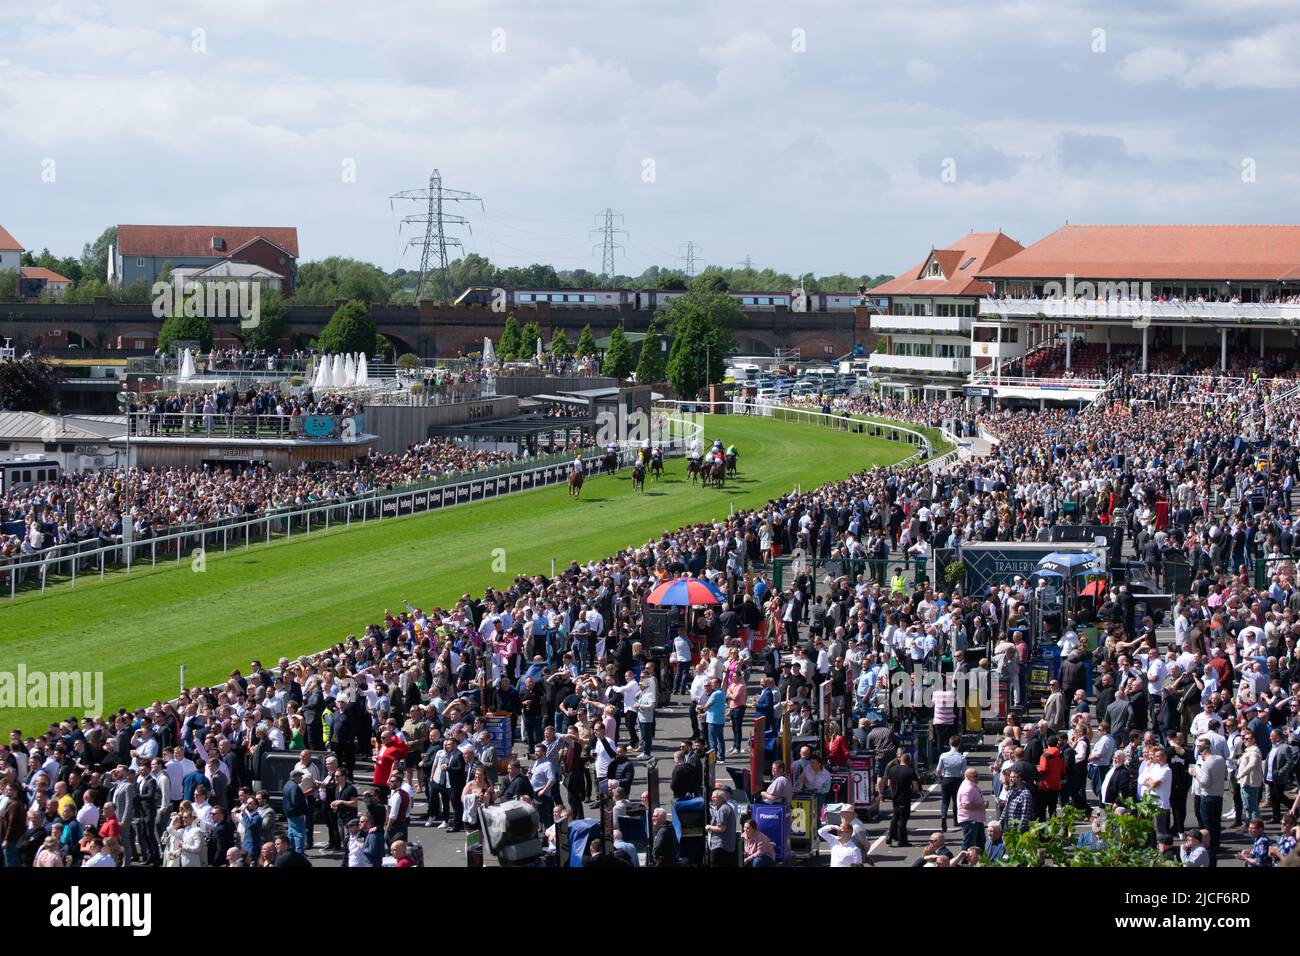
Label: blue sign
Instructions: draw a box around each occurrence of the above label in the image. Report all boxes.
[486,714,512,756]
[752,802,789,863]
[301,415,336,437]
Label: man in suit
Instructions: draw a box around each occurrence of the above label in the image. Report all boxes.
[110,766,138,867]
[1043,682,1067,732]
[301,678,326,751]
[651,807,679,866]
[670,749,702,801]
[1099,752,1134,807]
[1106,684,1133,744]
[1265,729,1296,823]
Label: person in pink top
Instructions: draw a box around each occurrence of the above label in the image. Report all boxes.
[956,768,988,852]
[726,673,748,756]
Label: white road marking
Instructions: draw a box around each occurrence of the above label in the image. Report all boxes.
[868,779,940,855]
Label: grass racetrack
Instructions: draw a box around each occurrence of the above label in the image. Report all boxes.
[2,414,913,733]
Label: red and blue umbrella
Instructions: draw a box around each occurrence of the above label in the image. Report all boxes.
[646,575,724,606]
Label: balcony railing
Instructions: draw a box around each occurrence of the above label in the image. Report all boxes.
[980,297,1300,323]
[124,411,366,441]
[871,314,969,334]
[867,353,964,374]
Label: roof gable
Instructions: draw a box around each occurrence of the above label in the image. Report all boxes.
[870,231,1025,298]
[0,224,22,251]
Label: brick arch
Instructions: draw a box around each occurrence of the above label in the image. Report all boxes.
[377,328,416,358]
[736,330,778,355]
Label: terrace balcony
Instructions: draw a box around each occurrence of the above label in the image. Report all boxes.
[979,297,1300,325]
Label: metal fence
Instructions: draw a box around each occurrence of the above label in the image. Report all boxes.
[1,411,706,600]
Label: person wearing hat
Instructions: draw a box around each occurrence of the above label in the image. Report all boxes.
[282,769,309,854]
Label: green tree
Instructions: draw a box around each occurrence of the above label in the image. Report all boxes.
[518,321,543,359]
[396,353,422,370]
[448,253,497,293]
[987,795,1174,868]
[80,226,117,285]
[115,279,154,304]
[574,324,598,357]
[635,317,667,383]
[317,299,377,356]
[602,324,635,379]
[498,314,522,360]
[295,257,398,305]
[241,287,289,350]
[158,312,214,353]
[550,327,572,358]
[0,268,17,301]
[0,355,60,412]
[661,282,741,398]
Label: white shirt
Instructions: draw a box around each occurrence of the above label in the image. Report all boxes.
[1140,763,1172,809]
[817,826,863,867]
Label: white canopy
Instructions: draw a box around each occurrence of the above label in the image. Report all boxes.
[356,353,369,387]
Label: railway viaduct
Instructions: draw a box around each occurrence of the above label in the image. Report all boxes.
[0,298,874,359]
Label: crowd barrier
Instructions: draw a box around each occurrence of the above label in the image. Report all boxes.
[0,413,704,600]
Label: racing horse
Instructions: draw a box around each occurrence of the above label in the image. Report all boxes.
[601,450,619,476]
[630,460,646,493]
[650,453,664,482]
[700,458,725,488]
[568,467,585,498]
[724,451,738,477]
[686,457,702,484]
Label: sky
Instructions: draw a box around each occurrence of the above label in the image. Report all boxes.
[2,0,1298,280]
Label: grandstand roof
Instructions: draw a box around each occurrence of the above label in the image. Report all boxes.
[978,224,1300,281]
[869,231,1024,297]
[0,412,126,442]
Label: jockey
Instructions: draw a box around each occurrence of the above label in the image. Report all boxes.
[572,454,586,474]
[605,441,618,456]
[651,444,662,460]
[726,443,737,458]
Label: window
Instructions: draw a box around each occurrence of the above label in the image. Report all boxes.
[959,256,976,270]
[136,257,145,268]
[928,260,943,277]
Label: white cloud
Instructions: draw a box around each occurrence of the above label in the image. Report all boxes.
[905,58,939,85]
[1118,46,1189,85]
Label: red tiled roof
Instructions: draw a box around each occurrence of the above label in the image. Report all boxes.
[0,224,22,251]
[20,267,71,283]
[978,224,1300,281]
[869,231,1024,297]
[117,224,299,259]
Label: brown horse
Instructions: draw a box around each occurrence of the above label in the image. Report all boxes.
[725,452,737,476]
[601,451,618,476]
[568,467,585,498]
[650,455,664,481]
[700,459,724,488]
[686,457,702,483]
[631,461,645,493]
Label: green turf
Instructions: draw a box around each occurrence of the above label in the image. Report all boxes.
[0,415,911,733]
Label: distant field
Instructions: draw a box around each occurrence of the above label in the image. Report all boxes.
[1,414,913,733]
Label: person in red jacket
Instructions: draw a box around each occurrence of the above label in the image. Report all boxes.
[373,731,410,802]
[1037,735,1065,820]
